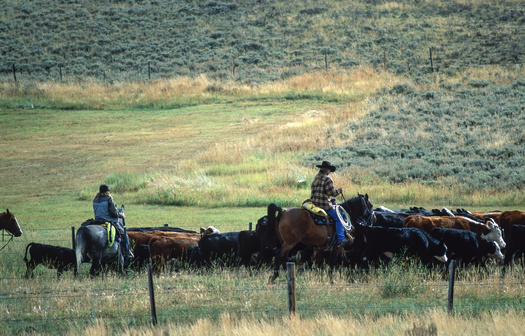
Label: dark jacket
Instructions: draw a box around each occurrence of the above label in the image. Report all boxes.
[93,192,118,224]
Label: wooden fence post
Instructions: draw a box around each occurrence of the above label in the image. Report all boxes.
[249,222,252,231]
[12,64,16,82]
[429,47,434,72]
[448,259,456,315]
[232,55,236,76]
[286,262,296,315]
[148,62,151,80]
[147,263,158,326]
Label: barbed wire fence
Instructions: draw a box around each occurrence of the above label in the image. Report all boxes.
[1,228,524,330]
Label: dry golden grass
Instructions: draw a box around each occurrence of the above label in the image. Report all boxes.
[78,310,525,336]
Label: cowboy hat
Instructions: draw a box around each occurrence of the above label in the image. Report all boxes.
[316,161,336,172]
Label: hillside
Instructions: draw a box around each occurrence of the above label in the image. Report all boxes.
[1,0,524,82]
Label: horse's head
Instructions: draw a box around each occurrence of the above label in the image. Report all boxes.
[118,205,126,226]
[341,194,376,226]
[0,209,23,237]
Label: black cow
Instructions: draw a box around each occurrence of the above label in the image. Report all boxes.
[256,206,281,264]
[503,224,525,268]
[198,231,240,267]
[24,243,76,278]
[130,243,150,272]
[185,245,204,267]
[430,227,503,267]
[351,224,448,268]
[237,230,260,268]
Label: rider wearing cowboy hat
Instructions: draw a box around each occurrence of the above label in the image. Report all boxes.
[310,161,350,247]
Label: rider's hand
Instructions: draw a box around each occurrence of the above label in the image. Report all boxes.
[337,188,343,194]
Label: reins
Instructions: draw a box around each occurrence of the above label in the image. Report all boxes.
[0,233,14,252]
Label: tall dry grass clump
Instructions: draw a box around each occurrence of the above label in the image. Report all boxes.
[0,66,403,110]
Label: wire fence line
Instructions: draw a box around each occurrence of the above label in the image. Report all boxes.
[2,228,525,330]
[0,271,523,327]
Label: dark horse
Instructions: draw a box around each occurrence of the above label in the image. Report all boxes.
[270,194,375,282]
[0,209,23,237]
[75,205,127,277]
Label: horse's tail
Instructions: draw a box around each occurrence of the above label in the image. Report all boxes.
[75,227,87,273]
[267,203,283,230]
[23,242,34,263]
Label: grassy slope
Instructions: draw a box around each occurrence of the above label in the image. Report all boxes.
[1,0,523,81]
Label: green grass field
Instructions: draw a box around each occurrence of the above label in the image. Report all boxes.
[1,0,525,334]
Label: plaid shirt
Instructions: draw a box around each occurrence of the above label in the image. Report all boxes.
[310,171,341,211]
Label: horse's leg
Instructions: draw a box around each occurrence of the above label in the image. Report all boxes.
[90,251,102,278]
[270,242,295,283]
[327,247,344,284]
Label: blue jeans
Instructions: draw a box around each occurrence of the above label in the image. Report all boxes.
[326,208,345,242]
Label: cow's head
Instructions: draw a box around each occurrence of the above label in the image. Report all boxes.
[482,218,506,249]
[434,241,448,263]
[487,242,504,261]
[200,226,220,236]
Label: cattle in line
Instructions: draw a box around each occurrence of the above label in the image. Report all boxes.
[430,227,503,268]
[237,230,260,268]
[403,215,506,249]
[349,224,448,268]
[24,243,76,278]
[148,235,199,273]
[503,224,525,268]
[373,206,457,228]
[198,231,240,267]
[126,227,216,272]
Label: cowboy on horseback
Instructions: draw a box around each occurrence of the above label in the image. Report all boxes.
[93,184,128,258]
[311,161,351,248]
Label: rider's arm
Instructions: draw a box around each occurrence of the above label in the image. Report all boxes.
[323,176,342,197]
[108,197,119,219]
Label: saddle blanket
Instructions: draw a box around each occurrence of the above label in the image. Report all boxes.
[80,218,117,247]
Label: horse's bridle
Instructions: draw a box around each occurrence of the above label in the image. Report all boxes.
[345,195,376,226]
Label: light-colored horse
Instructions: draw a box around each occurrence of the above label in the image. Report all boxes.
[75,205,126,277]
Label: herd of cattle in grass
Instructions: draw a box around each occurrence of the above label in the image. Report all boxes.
[19,205,525,279]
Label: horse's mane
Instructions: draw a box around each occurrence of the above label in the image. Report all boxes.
[340,195,364,213]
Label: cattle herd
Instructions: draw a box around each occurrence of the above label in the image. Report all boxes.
[21,206,525,278]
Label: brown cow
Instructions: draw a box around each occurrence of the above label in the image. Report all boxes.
[148,236,199,273]
[468,211,502,225]
[403,215,506,249]
[499,210,525,242]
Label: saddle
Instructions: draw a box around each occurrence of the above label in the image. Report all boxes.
[302,201,335,226]
[80,218,117,247]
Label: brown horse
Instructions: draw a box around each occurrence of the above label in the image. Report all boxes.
[270,194,375,282]
[0,209,23,237]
